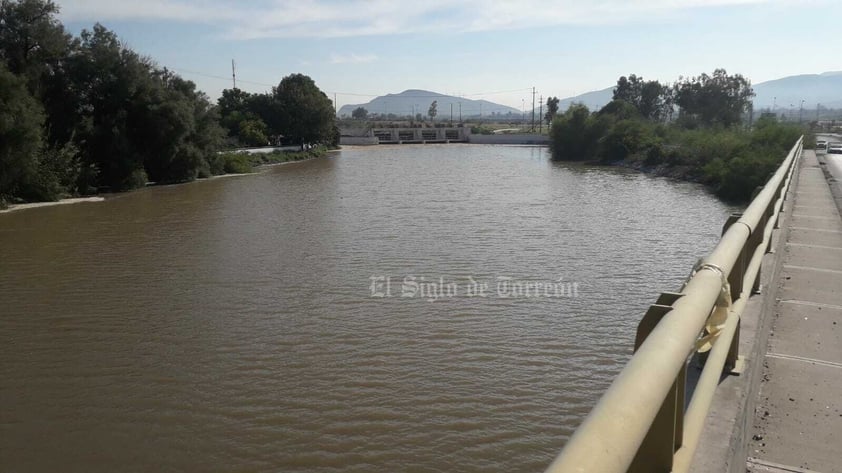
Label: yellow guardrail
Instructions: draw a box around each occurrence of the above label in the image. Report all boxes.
[544,137,804,473]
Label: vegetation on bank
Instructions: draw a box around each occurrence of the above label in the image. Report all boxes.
[0,0,338,208]
[216,147,332,175]
[549,70,809,201]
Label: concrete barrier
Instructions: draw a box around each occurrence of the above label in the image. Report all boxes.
[468,134,549,145]
[339,136,379,145]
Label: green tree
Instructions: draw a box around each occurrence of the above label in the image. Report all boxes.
[218,88,250,141]
[0,0,72,93]
[549,104,606,161]
[0,61,43,200]
[238,119,269,146]
[62,25,223,188]
[673,69,754,128]
[598,99,641,121]
[613,74,671,121]
[428,100,437,122]
[65,24,150,190]
[271,73,337,146]
[352,106,368,120]
[544,96,560,125]
[137,70,225,183]
[218,88,251,117]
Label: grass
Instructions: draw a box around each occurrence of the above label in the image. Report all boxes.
[214,146,331,176]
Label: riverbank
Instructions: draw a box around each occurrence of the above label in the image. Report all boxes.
[550,111,811,202]
[217,146,333,173]
[0,147,335,213]
[0,197,105,214]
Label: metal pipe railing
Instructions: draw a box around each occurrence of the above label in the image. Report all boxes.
[544,137,803,473]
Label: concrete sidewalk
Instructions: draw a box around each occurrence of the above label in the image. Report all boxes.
[746,150,842,473]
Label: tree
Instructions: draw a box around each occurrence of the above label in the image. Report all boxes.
[428,100,437,122]
[137,70,225,183]
[238,119,269,146]
[351,106,368,120]
[271,73,337,146]
[673,69,754,128]
[0,61,43,200]
[0,0,72,93]
[613,74,671,121]
[549,104,606,161]
[218,88,251,116]
[545,96,560,125]
[217,88,272,147]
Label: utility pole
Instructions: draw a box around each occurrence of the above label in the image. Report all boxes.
[231,59,236,89]
[539,94,543,134]
[459,102,461,123]
[450,103,453,125]
[531,87,536,132]
[334,93,337,116]
[799,99,804,123]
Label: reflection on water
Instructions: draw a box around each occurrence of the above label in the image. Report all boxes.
[0,145,736,472]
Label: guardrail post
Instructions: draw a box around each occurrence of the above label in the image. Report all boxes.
[748,214,765,295]
[722,214,744,301]
[629,293,686,473]
[721,214,748,373]
[726,317,742,373]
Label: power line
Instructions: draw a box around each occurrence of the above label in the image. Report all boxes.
[171,67,274,87]
[170,65,533,111]
[172,66,531,98]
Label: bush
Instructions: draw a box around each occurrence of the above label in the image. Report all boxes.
[220,152,253,174]
[549,104,606,161]
[597,119,650,163]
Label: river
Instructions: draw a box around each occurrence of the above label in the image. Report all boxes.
[0,145,737,472]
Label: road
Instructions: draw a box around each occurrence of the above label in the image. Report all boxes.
[818,133,842,183]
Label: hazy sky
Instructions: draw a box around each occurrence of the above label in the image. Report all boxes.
[56,0,840,111]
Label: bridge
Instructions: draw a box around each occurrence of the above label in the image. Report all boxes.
[544,136,842,473]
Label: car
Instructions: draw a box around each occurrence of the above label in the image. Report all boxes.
[828,143,842,155]
[816,140,827,151]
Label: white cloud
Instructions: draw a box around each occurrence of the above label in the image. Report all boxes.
[329,53,378,64]
[57,0,239,23]
[57,0,807,39]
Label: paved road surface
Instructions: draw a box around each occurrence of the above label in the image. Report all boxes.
[746,149,842,473]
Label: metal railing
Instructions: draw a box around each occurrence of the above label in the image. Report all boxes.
[544,137,803,473]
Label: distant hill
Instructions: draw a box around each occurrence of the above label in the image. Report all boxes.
[346,72,842,120]
[557,86,615,111]
[337,89,521,118]
[551,71,842,114]
[752,71,842,110]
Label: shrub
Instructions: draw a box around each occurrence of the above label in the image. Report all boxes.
[220,152,253,174]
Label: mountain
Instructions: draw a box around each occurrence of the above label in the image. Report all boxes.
[343,72,842,120]
[752,71,842,110]
[337,90,521,118]
[557,86,615,111]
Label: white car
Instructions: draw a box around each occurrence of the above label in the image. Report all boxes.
[816,140,827,151]
[828,143,842,155]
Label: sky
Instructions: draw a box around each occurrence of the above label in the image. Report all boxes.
[56,0,841,112]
